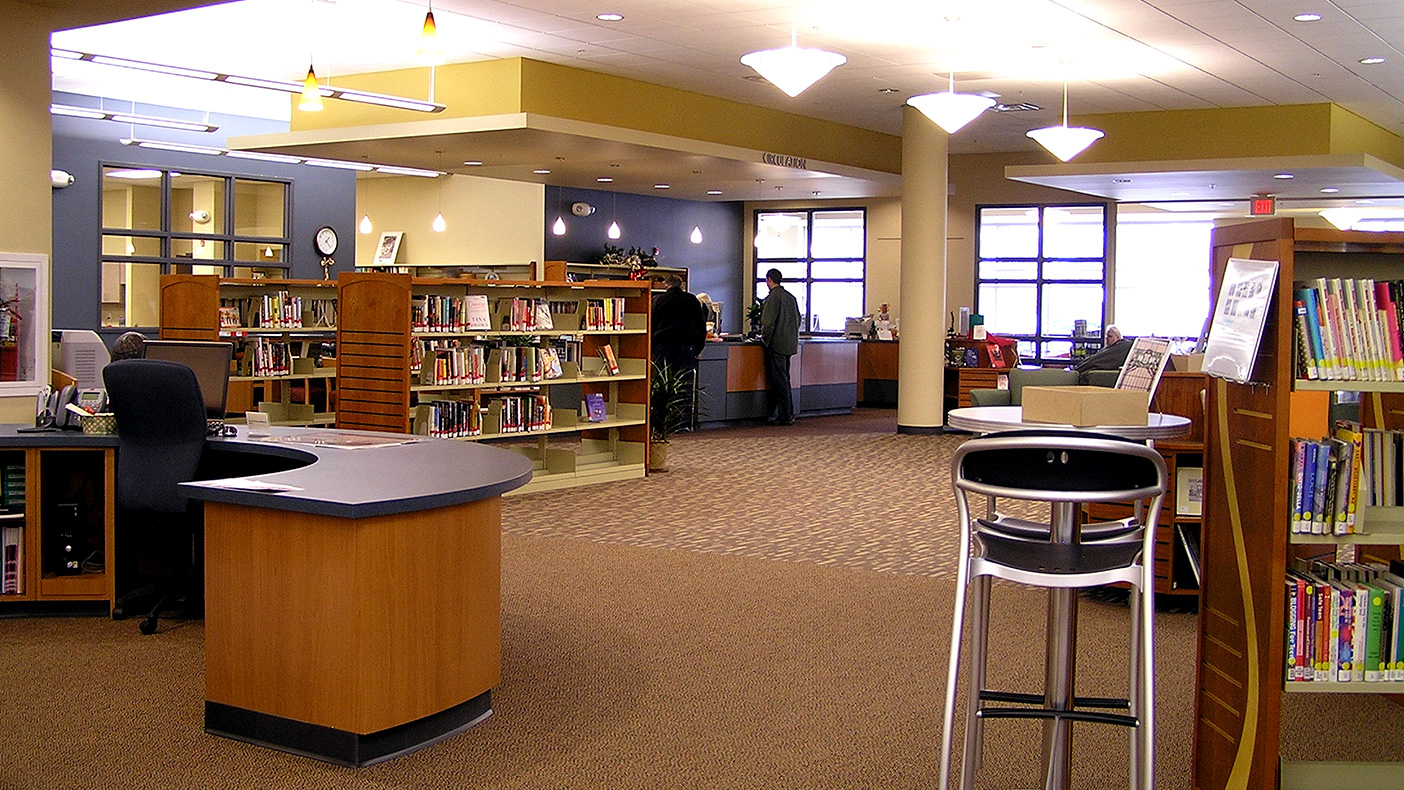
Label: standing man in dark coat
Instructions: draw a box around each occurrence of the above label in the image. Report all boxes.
[651,273,707,375]
[760,268,801,425]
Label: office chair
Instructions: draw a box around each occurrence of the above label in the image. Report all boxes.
[103,359,209,635]
[939,429,1167,790]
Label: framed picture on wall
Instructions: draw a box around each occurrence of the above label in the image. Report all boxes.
[373,231,404,267]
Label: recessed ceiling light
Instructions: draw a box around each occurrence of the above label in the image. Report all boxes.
[1273,173,1295,179]
[1294,13,1322,22]
[533,169,551,174]
[597,177,613,183]
[596,13,623,22]
[1361,57,1386,65]
[464,160,483,166]
[1320,187,1340,193]
[707,190,723,195]
[654,184,669,189]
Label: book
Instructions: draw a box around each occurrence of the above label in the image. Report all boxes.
[584,392,607,422]
[465,294,491,330]
[598,344,619,376]
[1114,336,1172,397]
[1203,257,1279,383]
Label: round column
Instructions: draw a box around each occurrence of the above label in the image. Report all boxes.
[897,104,948,433]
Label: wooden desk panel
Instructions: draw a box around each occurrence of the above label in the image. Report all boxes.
[726,344,769,392]
[799,342,857,386]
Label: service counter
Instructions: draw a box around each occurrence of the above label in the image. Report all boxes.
[697,338,857,426]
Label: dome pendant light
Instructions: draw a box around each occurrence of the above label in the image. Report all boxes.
[299,63,324,112]
[906,73,995,134]
[740,0,845,97]
[418,2,443,64]
[1027,77,1103,162]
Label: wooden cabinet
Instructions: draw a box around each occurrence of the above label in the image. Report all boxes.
[943,366,1007,415]
[335,272,652,494]
[159,275,338,426]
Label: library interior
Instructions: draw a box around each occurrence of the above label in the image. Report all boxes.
[6,1,1404,789]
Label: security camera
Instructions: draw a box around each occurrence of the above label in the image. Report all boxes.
[571,202,596,217]
[50,169,74,189]
[189,210,211,224]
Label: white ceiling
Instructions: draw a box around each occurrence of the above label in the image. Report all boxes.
[48,0,1404,203]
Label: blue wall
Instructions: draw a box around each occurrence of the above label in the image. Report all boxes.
[543,186,745,335]
[50,94,355,343]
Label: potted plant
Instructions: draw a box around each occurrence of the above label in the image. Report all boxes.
[649,359,697,472]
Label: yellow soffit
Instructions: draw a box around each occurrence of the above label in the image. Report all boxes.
[286,57,900,175]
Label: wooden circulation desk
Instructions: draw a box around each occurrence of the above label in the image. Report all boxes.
[0,425,533,768]
[696,338,857,425]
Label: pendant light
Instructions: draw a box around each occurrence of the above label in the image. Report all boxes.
[690,226,703,244]
[418,2,443,64]
[359,214,373,234]
[741,0,845,97]
[552,186,567,236]
[1026,77,1103,162]
[299,62,324,112]
[607,189,621,240]
[432,150,446,232]
[906,73,994,134]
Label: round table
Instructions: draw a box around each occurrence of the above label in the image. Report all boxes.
[946,405,1190,441]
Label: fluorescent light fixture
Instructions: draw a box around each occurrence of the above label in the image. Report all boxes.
[533,169,552,175]
[907,74,995,134]
[304,158,376,171]
[335,90,439,112]
[654,184,670,189]
[707,190,723,195]
[106,168,162,180]
[464,160,483,166]
[50,104,107,120]
[120,138,224,155]
[373,165,442,177]
[51,104,218,132]
[359,215,373,234]
[225,150,303,164]
[89,53,219,80]
[1320,208,1365,230]
[597,177,613,182]
[50,48,82,60]
[1026,76,1103,162]
[222,74,304,92]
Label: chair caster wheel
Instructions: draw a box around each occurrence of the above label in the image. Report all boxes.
[139,618,157,635]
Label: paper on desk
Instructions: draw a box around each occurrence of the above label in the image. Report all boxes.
[187,477,303,493]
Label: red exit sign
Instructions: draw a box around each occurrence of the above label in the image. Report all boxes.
[1251,196,1276,216]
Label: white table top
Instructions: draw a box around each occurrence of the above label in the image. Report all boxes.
[946,405,1191,441]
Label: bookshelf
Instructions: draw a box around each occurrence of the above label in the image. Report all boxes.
[355,260,541,280]
[1195,219,1404,790]
[0,443,116,611]
[543,260,687,291]
[335,272,652,494]
[159,275,338,426]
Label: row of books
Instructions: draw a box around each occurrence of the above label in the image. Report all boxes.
[1289,424,1361,535]
[1285,560,1404,683]
[495,297,555,332]
[1293,278,1404,381]
[413,294,492,332]
[239,337,292,377]
[412,340,571,386]
[218,293,336,329]
[582,298,627,331]
[1,525,21,595]
[1,462,24,516]
[417,399,481,439]
[487,394,552,433]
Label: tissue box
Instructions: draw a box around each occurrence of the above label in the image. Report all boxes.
[1021,386,1148,427]
[1169,353,1204,372]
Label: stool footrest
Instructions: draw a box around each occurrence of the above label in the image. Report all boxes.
[979,690,1130,710]
[976,707,1139,728]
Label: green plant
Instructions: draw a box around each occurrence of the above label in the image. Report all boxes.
[747,299,763,336]
[650,360,696,442]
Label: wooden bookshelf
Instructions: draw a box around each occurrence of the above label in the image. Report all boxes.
[543,260,687,291]
[1195,219,1404,790]
[335,272,652,494]
[159,275,339,426]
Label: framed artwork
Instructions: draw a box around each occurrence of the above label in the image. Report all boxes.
[373,231,404,267]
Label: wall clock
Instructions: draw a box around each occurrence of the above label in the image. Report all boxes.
[315,225,338,256]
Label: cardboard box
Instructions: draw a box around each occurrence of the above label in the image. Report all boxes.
[1170,353,1204,372]
[1021,386,1149,427]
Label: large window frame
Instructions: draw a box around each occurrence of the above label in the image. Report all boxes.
[100,164,292,329]
[752,207,866,335]
[974,203,1108,365]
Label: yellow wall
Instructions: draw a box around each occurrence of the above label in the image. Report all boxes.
[354,174,544,268]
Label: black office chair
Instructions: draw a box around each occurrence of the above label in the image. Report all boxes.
[103,359,208,635]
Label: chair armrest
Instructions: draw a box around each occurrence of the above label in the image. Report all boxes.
[968,388,1011,407]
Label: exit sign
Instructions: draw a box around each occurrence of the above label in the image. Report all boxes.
[1251,196,1276,216]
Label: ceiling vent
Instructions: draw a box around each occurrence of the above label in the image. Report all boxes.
[992,102,1041,113]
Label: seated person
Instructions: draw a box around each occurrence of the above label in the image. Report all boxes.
[110,331,148,361]
[1074,326,1131,384]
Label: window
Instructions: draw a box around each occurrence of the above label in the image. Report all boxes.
[975,205,1106,363]
[754,208,865,334]
[100,166,290,328]
[1114,207,1214,340]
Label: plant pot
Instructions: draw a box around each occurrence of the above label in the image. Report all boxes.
[648,440,669,472]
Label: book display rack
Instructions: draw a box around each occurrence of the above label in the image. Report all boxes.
[159,275,338,426]
[1196,219,1404,790]
[335,272,651,495]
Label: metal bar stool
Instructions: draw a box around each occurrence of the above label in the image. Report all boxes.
[938,430,1167,790]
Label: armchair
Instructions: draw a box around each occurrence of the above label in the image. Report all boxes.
[968,367,1079,407]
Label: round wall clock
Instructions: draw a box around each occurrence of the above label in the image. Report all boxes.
[315,225,338,256]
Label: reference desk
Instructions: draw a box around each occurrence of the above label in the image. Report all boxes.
[0,425,533,768]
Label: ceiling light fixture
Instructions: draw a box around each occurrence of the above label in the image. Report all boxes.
[707,190,723,195]
[740,0,846,97]
[433,151,447,232]
[1320,187,1340,194]
[690,226,703,244]
[1361,57,1386,65]
[464,160,483,166]
[553,185,567,236]
[608,189,621,240]
[1273,173,1295,179]
[1320,208,1365,230]
[1026,74,1103,162]
[906,72,995,134]
[51,103,220,133]
[597,13,623,22]
[120,138,224,156]
[53,48,446,113]
[299,62,324,112]
[1294,13,1322,22]
[360,214,373,234]
[418,1,443,64]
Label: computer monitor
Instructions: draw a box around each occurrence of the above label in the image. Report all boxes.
[141,340,234,420]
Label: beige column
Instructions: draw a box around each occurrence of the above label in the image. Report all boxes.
[897,105,947,432]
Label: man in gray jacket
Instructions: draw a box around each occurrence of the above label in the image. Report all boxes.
[760,268,801,425]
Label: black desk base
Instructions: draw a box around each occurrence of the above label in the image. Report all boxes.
[205,690,492,768]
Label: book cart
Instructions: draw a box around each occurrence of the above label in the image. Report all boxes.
[159,275,338,426]
[335,272,651,495]
[1196,218,1404,790]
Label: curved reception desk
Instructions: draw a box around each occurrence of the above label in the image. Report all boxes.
[185,428,533,767]
[696,338,857,426]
